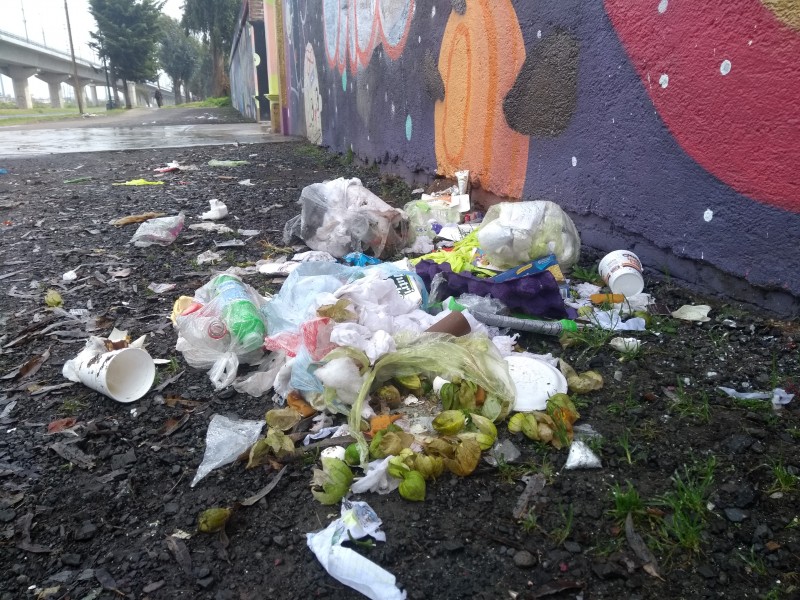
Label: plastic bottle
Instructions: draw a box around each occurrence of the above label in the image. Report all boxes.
[210,275,266,352]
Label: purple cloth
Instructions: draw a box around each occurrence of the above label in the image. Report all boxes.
[415,260,575,320]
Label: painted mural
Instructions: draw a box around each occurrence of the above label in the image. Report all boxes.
[275,0,800,302]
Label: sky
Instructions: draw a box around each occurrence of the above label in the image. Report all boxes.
[1,0,184,100]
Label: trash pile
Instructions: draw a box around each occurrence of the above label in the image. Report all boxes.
[55,174,792,598]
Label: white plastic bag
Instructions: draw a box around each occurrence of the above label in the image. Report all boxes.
[477,201,580,269]
[130,213,185,247]
[289,178,409,259]
[175,274,269,390]
[191,414,264,487]
[201,199,228,220]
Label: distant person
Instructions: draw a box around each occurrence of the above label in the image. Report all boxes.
[154,89,163,108]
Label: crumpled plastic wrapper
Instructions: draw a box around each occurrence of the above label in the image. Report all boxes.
[671,304,711,322]
[190,415,264,487]
[350,456,401,495]
[564,440,602,470]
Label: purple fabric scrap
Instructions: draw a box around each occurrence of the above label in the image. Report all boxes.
[415,260,575,320]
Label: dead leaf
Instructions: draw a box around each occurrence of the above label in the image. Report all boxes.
[109,212,166,226]
[1,347,51,381]
[94,568,123,594]
[15,512,52,554]
[765,540,781,551]
[240,465,287,506]
[165,535,193,577]
[512,473,547,520]
[164,394,203,408]
[154,370,185,393]
[159,413,190,437]
[49,441,96,469]
[531,580,584,598]
[107,267,131,278]
[47,417,77,433]
[625,513,664,580]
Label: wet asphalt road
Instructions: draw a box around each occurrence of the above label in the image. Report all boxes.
[0,107,294,157]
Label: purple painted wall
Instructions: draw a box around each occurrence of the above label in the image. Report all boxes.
[277,0,800,314]
[230,5,258,123]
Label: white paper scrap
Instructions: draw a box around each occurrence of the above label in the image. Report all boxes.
[307,500,405,600]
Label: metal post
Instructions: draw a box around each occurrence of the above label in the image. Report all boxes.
[21,1,29,40]
[64,0,84,115]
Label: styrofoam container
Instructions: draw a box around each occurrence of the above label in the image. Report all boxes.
[598,250,644,297]
[73,347,155,403]
[505,355,568,412]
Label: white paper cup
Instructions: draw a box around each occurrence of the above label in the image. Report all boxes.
[598,250,644,297]
[74,347,155,403]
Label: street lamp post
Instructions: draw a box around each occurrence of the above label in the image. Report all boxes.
[64,0,84,115]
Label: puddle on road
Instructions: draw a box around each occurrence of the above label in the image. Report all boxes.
[0,124,290,157]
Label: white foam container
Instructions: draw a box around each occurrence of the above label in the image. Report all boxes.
[598,250,644,297]
[505,355,568,412]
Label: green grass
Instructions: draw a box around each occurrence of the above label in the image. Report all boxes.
[550,504,574,546]
[670,380,711,424]
[617,428,635,465]
[59,397,88,415]
[768,459,798,494]
[169,96,232,108]
[520,510,539,533]
[653,456,717,553]
[607,383,642,416]
[610,481,645,523]
[738,546,768,576]
[570,264,603,286]
[496,457,555,485]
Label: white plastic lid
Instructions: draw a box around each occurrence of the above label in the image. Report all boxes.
[608,270,644,297]
[505,355,568,412]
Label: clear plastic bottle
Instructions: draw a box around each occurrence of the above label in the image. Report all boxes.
[211,275,266,352]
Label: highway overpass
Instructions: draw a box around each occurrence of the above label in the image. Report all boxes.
[0,29,173,109]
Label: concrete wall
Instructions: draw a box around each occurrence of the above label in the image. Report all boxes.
[278,0,800,313]
[230,6,259,122]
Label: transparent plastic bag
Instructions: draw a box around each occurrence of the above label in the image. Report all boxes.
[477,201,580,269]
[290,178,409,259]
[404,199,461,240]
[130,212,185,247]
[190,414,264,487]
[175,274,269,390]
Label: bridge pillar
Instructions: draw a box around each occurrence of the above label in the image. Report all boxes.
[36,72,69,108]
[88,85,98,107]
[6,66,37,109]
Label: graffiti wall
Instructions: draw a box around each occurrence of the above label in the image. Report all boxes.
[279,0,800,309]
[230,19,258,122]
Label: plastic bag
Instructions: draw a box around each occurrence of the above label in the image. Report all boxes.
[288,177,409,259]
[175,274,269,390]
[130,212,185,247]
[404,199,461,240]
[191,414,264,487]
[477,201,580,269]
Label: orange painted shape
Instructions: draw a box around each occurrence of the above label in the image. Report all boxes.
[435,0,528,199]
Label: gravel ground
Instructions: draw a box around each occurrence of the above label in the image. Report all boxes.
[0,108,798,600]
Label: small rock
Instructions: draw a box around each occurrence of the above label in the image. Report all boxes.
[442,540,464,553]
[0,508,16,523]
[513,550,535,568]
[164,502,180,515]
[143,581,165,593]
[724,434,754,454]
[272,535,287,548]
[74,522,97,541]
[697,565,715,579]
[216,387,237,400]
[61,553,82,567]
[194,566,211,579]
[564,541,582,554]
[197,576,215,589]
[110,449,137,470]
[48,569,74,583]
[753,524,771,542]
[724,508,748,523]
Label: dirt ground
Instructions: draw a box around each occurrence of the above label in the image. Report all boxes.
[0,108,798,600]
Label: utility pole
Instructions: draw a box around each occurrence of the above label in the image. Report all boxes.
[64,0,84,115]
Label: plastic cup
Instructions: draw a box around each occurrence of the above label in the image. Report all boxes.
[73,347,155,403]
[425,311,471,337]
[598,250,644,297]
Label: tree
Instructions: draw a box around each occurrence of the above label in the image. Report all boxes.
[182,0,239,97]
[187,41,213,100]
[158,15,200,105]
[89,0,164,109]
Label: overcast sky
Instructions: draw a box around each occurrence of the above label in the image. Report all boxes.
[1,0,184,100]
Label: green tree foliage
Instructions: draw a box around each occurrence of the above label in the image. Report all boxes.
[89,0,164,109]
[187,42,213,100]
[158,15,201,105]
[182,0,239,97]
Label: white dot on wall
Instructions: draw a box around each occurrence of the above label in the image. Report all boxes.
[431,5,435,17]
[658,0,668,14]
[391,102,396,115]
[571,156,577,167]
[418,35,421,43]
[720,59,732,75]
[703,209,714,222]
[659,73,669,88]
[385,91,388,102]
[537,30,542,39]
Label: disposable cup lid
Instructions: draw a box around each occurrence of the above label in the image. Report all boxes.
[609,270,644,297]
[505,355,568,412]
